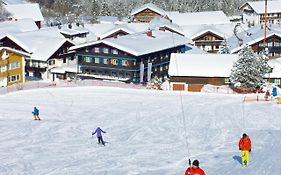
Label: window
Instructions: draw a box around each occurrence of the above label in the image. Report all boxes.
[84,56,92,63]
[49,60,55,65]
[112,49,118,55]
[9,62,20,70]
[103,48,109,54]
[94,47,100,53]
[94,57,100,64]
[121,60,129,66]
[1,65,7,72]
[63,58,67,63]
[275,79,281,85]
[8,74,20,82]
[110,59,118,65]
[103,58,109,64]
[225,78,230,84]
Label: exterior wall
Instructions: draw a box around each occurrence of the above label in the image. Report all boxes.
[0,49,26,86]
[75,43,185,83]
[133,9,162,23]
[251,35,281,58]
[170,76,229,86]
[241,4,281,25]
[193,33,223,53]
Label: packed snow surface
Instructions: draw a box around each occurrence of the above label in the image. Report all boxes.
[0,86,280,175]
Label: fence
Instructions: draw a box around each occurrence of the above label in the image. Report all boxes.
[0,80,146,95]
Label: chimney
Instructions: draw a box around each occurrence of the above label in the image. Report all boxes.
[145,29,153,37]
[68,23,72,29]
[97,37,101,41]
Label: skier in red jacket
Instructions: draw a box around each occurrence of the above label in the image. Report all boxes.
[185,159,205,175]
[239,133,252,167]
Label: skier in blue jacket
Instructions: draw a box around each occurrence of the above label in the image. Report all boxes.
[32,107,40,120]
[92,127,106,146]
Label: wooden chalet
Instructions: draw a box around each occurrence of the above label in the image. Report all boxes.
[169,53,238,92]
[131,3,170,23]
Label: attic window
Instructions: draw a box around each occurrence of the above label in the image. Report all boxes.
[112,49,118,55]
[94,47,100,53]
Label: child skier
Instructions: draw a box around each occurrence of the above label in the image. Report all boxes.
[264,90,270,101]
[238,133,252,167]
[92,127,106,146]
[184,159,205,175]
[32,107,40,120]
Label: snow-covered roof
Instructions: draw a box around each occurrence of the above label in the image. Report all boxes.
[84,23,149,39]
[169,53,238,77]
[149,17,185,36]
[1,0,27,5]
[0,29,75,61]
[71,30,190,56]
[181,23,235,41]
[0,46,30,57]
[170,11,230,26]
[4,3,44,22]
[241,1,281,14]
[267,57,281,78]
[99,25,135,39]
[131,3,167,17]
[0,19,39,35]
[226,25,281,53]
[58,24,90,36]
[97,16,120,24]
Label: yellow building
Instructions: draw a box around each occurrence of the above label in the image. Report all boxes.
[0,47,30,87]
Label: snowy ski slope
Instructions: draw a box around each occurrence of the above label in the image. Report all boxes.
[0,86,280,175]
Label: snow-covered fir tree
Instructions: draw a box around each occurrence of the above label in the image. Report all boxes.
[218,39,230,54]
[146,76,163,90]
[229,45,271,89]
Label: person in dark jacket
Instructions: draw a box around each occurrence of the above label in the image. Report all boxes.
[92,127,106,146]
[32,107,40,120]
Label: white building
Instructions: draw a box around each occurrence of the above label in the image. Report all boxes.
[240,0,281,26]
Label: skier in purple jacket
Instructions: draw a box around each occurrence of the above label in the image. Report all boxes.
[92,127,106,146]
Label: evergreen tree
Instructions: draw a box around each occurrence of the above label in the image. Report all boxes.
[146,76,163,90]
[218,39,230,54]
[230,45,271,89]
[100,1,111,16]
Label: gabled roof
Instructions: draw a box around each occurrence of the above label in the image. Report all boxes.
[170,11,230,26]
[99,25,135,39]
[0,46,30,57]
[226,25,281,53]
[4,3,44,21]
[131,3,167,17]
[149,17,185,36]
[191,29,224,40]
[169,53,238,77]
[181,23,235,40]
[0,30,75,61]
[70,30,190,56]
[240,1,281,14]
